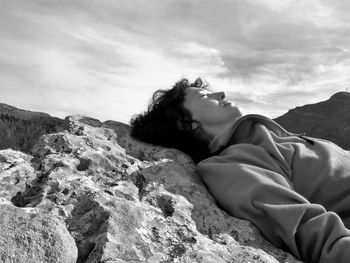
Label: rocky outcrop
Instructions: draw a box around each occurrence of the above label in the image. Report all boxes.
[274,92,350,150]
[0,114,301,262]
[0,103,64,153]
[0,203,77,263]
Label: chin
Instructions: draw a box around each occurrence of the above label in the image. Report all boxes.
[236,107,243,117]
[230,106,243,117]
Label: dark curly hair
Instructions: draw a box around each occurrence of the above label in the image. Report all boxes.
[130,78,211,163]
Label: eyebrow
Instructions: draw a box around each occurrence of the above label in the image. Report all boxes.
[185,86,212,101]
[197,86,212,93]
[194,88,211,99]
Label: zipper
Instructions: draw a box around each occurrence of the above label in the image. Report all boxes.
[296,133,315,145]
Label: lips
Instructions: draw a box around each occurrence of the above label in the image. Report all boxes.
[220,100,232,107]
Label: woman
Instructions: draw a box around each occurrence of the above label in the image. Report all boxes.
[131,78,350,263]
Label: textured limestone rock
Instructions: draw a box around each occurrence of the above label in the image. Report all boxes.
[0,149,36,202]
[0,115,302,263]
[0,203,77,263]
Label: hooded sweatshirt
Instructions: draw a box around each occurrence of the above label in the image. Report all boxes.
[197,114,350,263]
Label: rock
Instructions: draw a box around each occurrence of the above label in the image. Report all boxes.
[0,203,77,263]
[0,114,301,262]
[0,149,36,202]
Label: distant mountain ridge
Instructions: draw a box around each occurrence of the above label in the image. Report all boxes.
[0,103,64,153]
[274,92,350,150]
[0,103,53,120]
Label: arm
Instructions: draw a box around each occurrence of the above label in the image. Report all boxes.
[198,151,350,263]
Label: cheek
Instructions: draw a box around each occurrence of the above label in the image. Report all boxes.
[185,104,205,122]
[215,107,235,120]
[203,101,220,111]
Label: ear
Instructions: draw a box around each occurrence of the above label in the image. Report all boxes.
[191,120,200,130]
[176,118,199,131]
[176,119,188,131]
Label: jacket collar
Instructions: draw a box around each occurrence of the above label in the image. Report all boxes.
[208,114,292,153]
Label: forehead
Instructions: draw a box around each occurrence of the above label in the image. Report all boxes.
[184,87,199,102]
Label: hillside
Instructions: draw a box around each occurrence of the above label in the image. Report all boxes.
[0,103,64,153]
[274,92,350,150]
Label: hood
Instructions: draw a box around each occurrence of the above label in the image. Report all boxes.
[208,114,293,154]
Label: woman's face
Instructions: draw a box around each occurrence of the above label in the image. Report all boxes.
[183,86,243,137]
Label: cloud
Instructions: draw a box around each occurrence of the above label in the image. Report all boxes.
[0,0,349,123]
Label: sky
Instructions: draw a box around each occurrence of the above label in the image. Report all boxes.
[1,0,350,124]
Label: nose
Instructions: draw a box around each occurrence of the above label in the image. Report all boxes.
[209,92,226,100]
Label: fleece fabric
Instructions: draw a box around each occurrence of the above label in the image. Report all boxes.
[197,114,350,263]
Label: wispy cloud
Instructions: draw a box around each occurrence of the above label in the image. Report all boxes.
[0,0,349,123]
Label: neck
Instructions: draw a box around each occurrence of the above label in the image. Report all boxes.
[203,122,233,140]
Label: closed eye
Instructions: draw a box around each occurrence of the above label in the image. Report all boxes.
[198,91,210,98]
